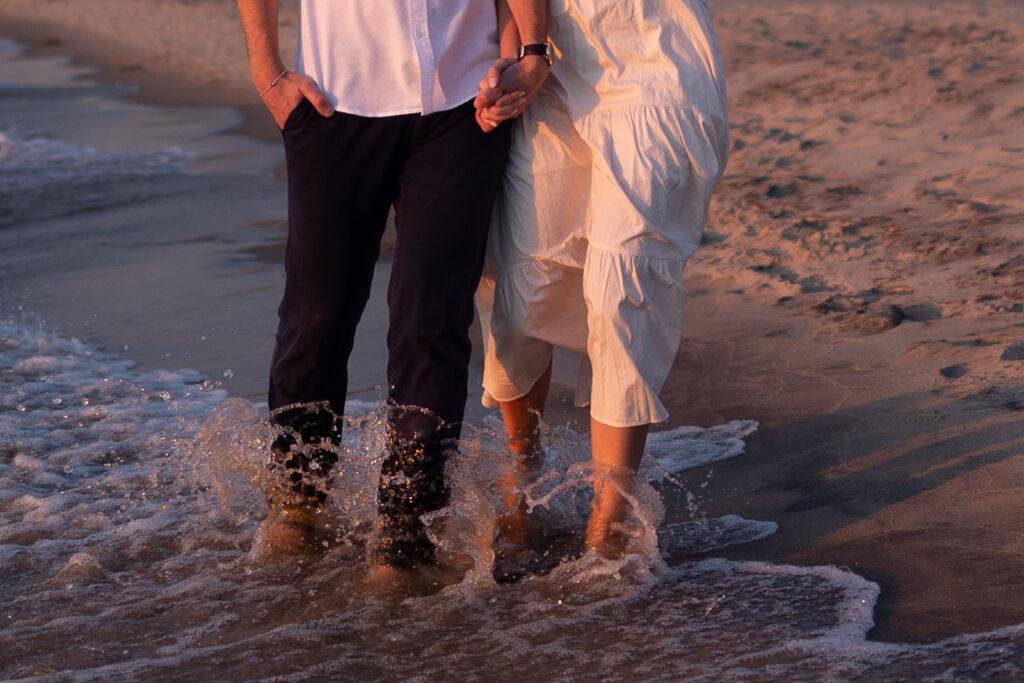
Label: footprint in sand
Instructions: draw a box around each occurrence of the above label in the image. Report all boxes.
[1000,343,1024,361]
[940,364,969,379]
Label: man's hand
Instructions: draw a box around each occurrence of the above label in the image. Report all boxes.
[260,70,335,129]
[473,56,549,132]
[236,0,333,129]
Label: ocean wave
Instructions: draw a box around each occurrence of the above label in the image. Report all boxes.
[0,130,193,227]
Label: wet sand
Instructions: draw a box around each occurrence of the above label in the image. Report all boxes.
[2,0,1023,645]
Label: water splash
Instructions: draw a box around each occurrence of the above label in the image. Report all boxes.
[3,320,1023,680]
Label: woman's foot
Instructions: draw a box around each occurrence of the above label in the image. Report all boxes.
[584,464,637,559]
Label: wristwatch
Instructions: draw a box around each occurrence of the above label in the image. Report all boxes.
[518,42,554,67]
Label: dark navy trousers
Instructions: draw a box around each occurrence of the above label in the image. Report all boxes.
[268,98,510,566]
[270,98,510,438]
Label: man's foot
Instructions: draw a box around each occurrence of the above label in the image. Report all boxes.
[250,402,342,562]
[373,428,448,571]
[363,562,443,598]
[263,402,340,509]
[248,505,331,561]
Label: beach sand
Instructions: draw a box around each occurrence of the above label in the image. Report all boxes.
[2,0,1023,645]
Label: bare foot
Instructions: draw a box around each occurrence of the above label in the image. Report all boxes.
[247,508,330,562]
[363,563,447,599]
[584,465,637,559]
[584,516,630,559]
[496,496,533,546]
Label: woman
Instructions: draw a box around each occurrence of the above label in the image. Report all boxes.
[476,0,729,557]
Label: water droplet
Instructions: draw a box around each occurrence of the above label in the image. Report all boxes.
[223,369,234,379]
[17,404,26,412]
[63,464,74,474]
[81,396,90,406]
[122,344,129,352]
[158,391,172,402]
[52,396,63,405]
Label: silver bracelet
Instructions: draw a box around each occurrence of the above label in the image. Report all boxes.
[258,69,289,97]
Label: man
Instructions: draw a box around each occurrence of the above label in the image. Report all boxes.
[235,0,549,574]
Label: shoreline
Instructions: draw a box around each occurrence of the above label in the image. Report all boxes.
[0,1,289,143]
[3,0,1024,646]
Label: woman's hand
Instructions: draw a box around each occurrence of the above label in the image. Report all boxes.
[474,56,549,132]
[476,90,527,132]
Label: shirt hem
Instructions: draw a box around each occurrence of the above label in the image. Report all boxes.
[331,94,476,119]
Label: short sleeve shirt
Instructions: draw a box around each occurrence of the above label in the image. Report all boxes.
[295,1,500,117]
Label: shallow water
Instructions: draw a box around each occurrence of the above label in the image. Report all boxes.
[0,36,301,405]
[2,33,1024,682]
[4,320,1024,681]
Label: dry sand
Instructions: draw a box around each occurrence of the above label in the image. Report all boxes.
[2,0,1023,643]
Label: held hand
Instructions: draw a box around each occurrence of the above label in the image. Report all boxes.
[260,70,334,129]
[474,58,519,110]
[476,90,526,132]
[474,56,549,132]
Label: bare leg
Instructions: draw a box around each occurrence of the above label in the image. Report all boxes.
[495,361,552,544]
[585,418,650,558]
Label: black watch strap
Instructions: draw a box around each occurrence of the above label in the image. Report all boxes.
[518,42,553,67]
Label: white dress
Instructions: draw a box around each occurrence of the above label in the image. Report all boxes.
[479,0,729,427]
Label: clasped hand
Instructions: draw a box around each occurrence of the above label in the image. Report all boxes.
[474,57,549,132]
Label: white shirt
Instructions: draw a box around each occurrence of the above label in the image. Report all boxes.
[295,1,499,117]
